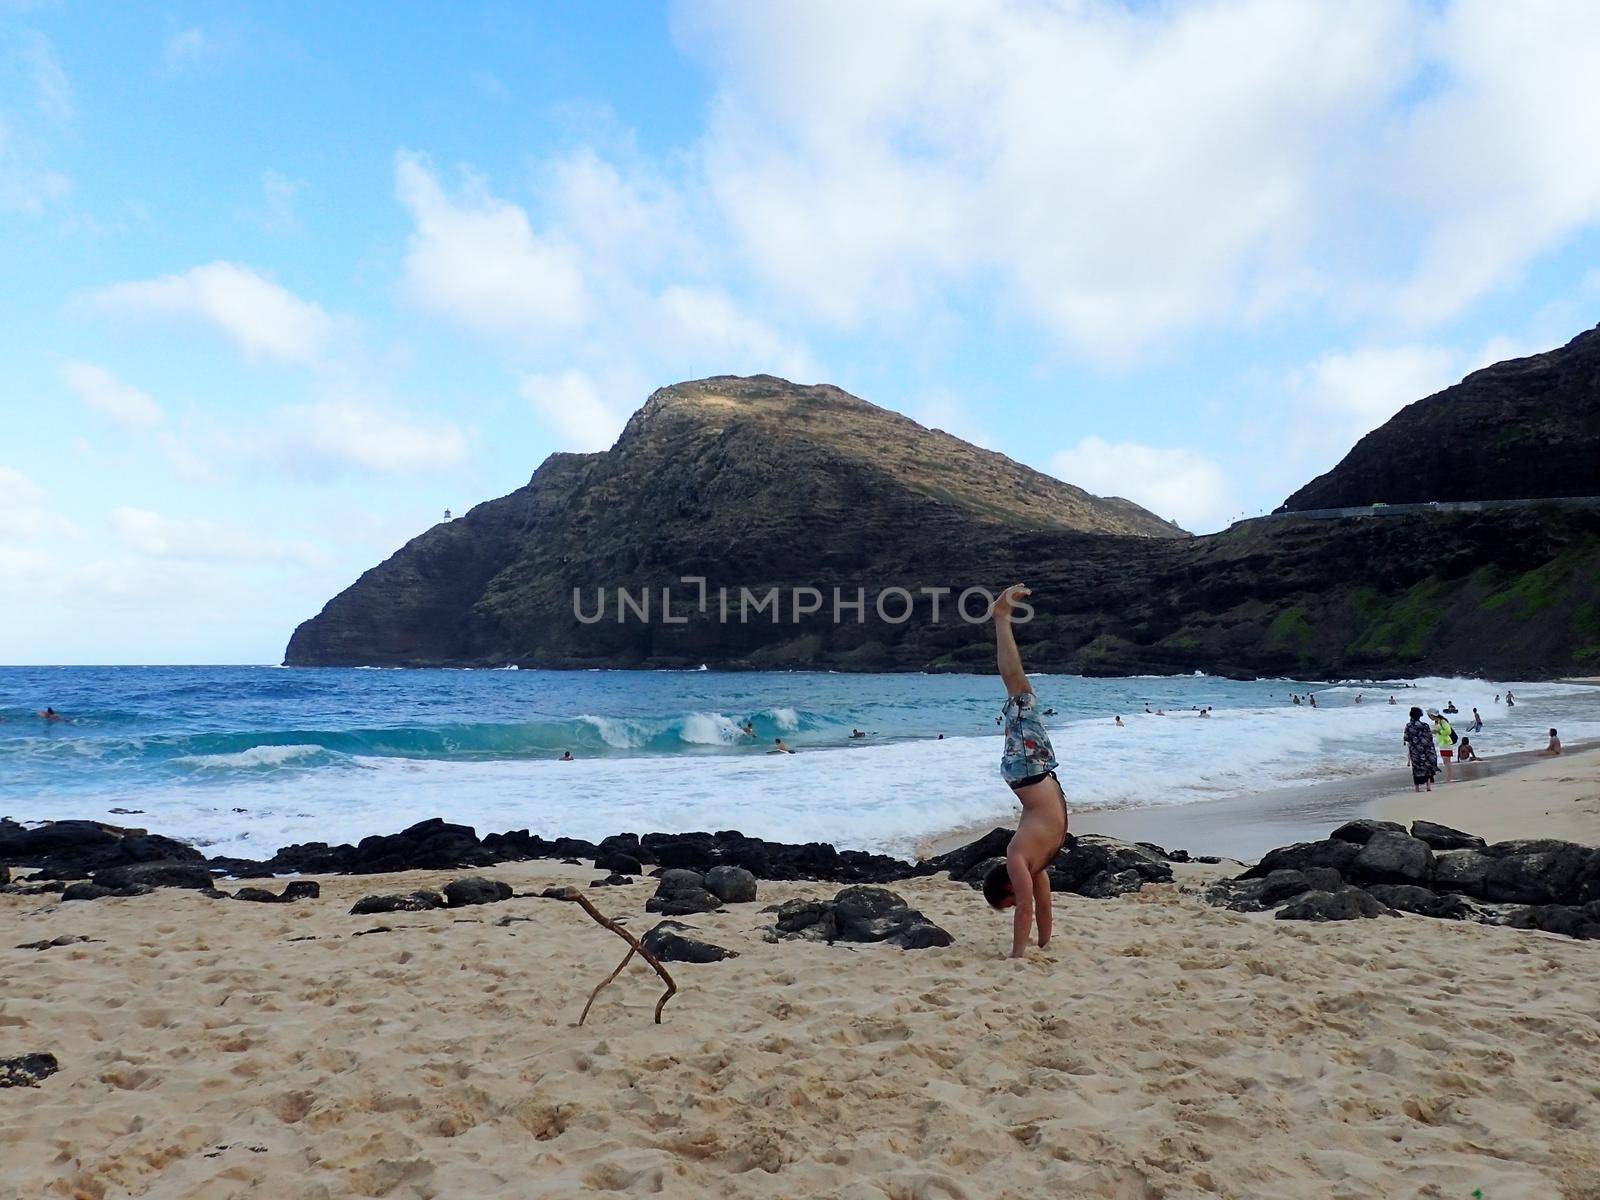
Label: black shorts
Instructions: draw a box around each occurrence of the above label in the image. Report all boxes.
[1008,768,1059,791]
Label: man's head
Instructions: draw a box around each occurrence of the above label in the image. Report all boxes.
[1550,728,1558,738]
[983,861,1015,909]
[1409,706,1424,720]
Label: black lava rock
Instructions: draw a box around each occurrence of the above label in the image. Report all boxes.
[1242,839,1361,880]
[1363,883,1484,921]
[232,881,320,904]
[1499,900,1600,939]
[1482,840,1596,906]
[0,1053,60,1088]
[1205,867,1346,913]
[349,890,446,915]
[1276,888,1396,922]
[645,868,724,915]
[1047,835,1173,898]
[443,877,514,907]
[770,885,953,949]
[1350,832,1433,886]
[1329,819,1407,845]
[1,819,206,881]
[91,861,216,891]
[1408,820,1487,852]
[594,851,644,876]
[61,881,148,902]
[704,865,758,903]
[641,920,738,963]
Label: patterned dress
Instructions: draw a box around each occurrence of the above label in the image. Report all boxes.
[1404,718,1438,785]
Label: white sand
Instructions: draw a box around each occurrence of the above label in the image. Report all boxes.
[5,840,1600,1198]
[1373,746,1600,846]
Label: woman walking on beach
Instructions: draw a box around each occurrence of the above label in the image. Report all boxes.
[1404,706,1437,792]
[985,583,1069,959]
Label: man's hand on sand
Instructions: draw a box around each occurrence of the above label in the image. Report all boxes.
[992,583,1030,621]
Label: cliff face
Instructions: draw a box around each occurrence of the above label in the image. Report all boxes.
[286,372,1600,679]
[1282,324,1600,511]
[286,375,1184,667]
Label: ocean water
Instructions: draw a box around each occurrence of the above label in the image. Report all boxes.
[2,667,1596,860]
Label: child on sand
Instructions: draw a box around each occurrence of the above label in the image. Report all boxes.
[982,584,1069,959]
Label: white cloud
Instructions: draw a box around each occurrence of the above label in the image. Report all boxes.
[674,0,1600,358]
[395,150,589,338]
[110,506,319,565]
[0,30,72,213]
[271,400,470,475]
[0,466,77,541]
[1381,2,1600,325]
[60,361,164,429]
[92,261,336,365]
[1051,438,1236,532]
[655,284,811,378]
[1285,344,1461,466]
[161,27,216,72]
[519,370,627,452]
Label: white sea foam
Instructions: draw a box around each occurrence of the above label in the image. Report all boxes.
[17,675,1599,862]
[762,706,801,731]
[678,712,745,745]
[171,744,331,770]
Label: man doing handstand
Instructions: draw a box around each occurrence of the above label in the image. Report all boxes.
[983,584,1069,958]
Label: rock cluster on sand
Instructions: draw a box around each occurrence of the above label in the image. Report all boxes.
[768,885,954,950]
[0,817,208,881]
[219,822,921,884]
[346,877,516,915]
[928,828,1176,899]
[646,869,721,914]
[1208,819,1600,938]
[640,920,738,964]
[231,881,320,904]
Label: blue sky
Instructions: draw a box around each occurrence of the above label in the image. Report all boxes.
[3,0,1599,664]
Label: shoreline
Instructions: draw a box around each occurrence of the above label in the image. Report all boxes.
[919,741,1600,861]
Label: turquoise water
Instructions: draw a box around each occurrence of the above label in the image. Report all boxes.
[2,667,1594,859]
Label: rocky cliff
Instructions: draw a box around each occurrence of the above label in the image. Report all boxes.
[287,371,1600,678]
[1282,323,1600,511]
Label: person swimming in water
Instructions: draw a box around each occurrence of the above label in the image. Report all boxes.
[741,722,756,738]
[37,707,65,722]
[559,750,573,761]
[849,728,866,739]
[1114,715,1124,727]
[982,584,1068,959]
[770,737,794,754]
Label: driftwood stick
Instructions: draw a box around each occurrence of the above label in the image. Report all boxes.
[554,887,677,1025]
[580,945,636,1025]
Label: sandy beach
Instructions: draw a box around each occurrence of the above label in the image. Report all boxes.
[5,757,1600,1198]
[1372,746,1600,847]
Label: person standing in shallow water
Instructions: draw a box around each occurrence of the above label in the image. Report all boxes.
[983,583,1069,959]
[1404,706,1437,792]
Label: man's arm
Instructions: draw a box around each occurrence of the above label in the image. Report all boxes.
[993,583,1031,697]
